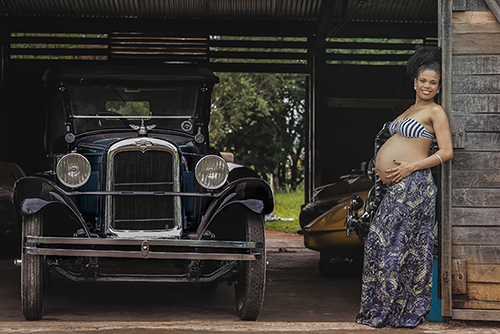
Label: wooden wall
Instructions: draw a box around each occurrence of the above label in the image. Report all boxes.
[448,0,500,321]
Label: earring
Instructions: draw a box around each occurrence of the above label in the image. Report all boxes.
[414,87,416,90]
[437,90,440,94]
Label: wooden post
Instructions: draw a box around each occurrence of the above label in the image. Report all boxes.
[310,33,326,193]
[0,20,6,160]
[439,0,453,319]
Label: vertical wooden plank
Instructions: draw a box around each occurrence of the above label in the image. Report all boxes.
[0,21,5,160]
[452,259,467,294]
[311,33,326,193]
[450,115,465,148]
[305,74,312,202]
[439,0,453,318]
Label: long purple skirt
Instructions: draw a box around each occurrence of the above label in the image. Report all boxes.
[356,169,436,328]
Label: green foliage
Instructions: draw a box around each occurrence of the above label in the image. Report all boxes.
[107,101,150,116]
[210,71,306,190]
[265,188,303,233]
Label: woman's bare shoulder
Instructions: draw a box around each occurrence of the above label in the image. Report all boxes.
[431,103,445,112]
[427,103,447,119]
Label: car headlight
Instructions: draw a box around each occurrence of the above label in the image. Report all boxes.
[195,155,229,190]
[56,153,91,188]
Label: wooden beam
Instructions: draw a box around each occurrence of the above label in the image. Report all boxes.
[453,189,500,207]
[315,0,337,48]
[209,51,308,60]
[453,11,500,34]
[464,133,500,151]
[452,92,500,112]
[10,37,109,44]
[453,227,500,245]
[452,11,500,55]
[208,62,310,74]
[325,98,413,109]
[453,33,500,55]
[452,170,500,188]
[452,309,500,321]
[452,245,500,265]
[325,53,411,62]
[468,264,500,284]
[452,208,500,226]
[453,300,500,310]
[468,283,500,302]
[2,16,315,37]
[0,21,6,160]
[439,0,453,319]
[209,40,307,49]
[325,41,422,50]
[452,151,500,170]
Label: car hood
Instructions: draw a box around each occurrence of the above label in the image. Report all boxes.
[73,132,200,156]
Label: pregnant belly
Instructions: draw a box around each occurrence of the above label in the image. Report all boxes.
[375,136,430,184]
[376,144,398,184]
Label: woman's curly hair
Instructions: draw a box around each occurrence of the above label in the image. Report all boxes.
[406,45,442,80]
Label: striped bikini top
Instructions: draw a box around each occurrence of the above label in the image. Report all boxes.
[389,118,435,141]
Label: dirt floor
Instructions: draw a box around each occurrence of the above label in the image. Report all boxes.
[1,231,499,333]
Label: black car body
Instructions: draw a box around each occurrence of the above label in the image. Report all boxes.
[14,65,273,321]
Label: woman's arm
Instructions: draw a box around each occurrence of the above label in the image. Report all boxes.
[385,105,453,183]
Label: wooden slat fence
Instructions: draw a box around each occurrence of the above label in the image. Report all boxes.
[449,0,500,321]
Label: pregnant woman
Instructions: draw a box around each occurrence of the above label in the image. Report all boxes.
[355,46,453,328]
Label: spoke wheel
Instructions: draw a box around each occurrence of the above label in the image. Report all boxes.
[234,211,266,320]
[21,213,44,320]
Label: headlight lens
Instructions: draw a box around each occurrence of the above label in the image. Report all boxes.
[195,155,229,189]
[56,153,91,188]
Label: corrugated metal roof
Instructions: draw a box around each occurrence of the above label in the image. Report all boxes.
[0,0,436,23]
[340,0,437,23]
[0,0,323,20]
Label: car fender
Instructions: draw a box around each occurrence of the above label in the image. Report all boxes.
[227,162,259,182]
[193,177,273,239]
[302,191,368,257]
[14,176,91,236]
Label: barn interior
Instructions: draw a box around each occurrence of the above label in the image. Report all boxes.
[0,0,438,201]
[0,0,444,324]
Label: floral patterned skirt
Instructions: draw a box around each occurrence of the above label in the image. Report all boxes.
[356,169,437,328]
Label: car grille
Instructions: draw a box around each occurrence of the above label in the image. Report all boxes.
[110,148,176,231]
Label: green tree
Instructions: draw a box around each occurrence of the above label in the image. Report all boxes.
[210,72,305,190]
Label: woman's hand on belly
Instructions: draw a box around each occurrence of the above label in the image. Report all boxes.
[384,160,416,183]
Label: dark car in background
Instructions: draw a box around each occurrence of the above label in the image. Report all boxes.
[14,65,273,321]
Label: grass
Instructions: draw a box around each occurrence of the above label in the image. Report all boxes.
[265,187,304,234]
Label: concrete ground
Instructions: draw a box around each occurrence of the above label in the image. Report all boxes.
[1,231,499,333]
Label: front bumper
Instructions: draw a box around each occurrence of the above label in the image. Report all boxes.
[25,236,262,261]
[23,237,263,283]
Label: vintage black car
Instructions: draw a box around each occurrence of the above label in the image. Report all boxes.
[14,65,273,321]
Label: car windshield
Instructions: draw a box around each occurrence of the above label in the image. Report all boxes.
[67,83,199,134]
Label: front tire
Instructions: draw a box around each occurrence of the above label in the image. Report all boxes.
[234,211,266,320]
[21,213,44,320]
